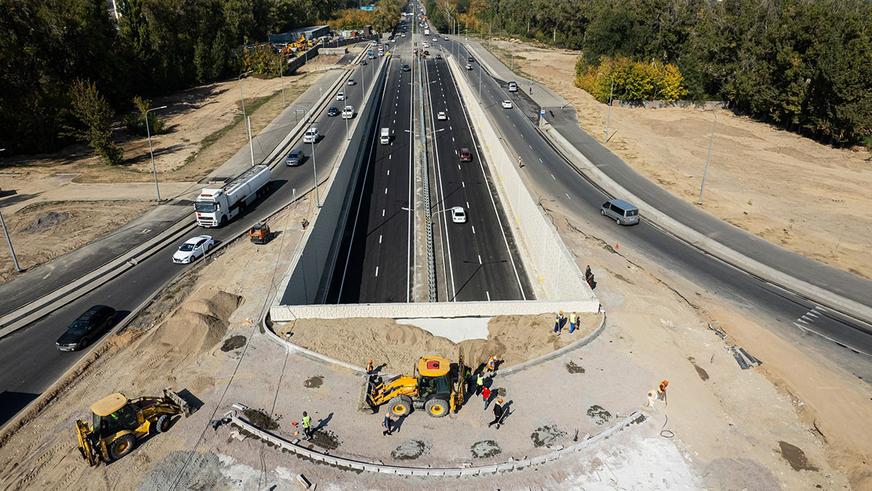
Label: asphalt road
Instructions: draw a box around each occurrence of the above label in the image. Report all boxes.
[445,39,872,378]
[329,34,415,303]
[423,49,531,302]
[0,55,383,425]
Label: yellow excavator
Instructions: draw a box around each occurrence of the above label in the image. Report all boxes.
[365,354,467,418]
[75,388,192,465]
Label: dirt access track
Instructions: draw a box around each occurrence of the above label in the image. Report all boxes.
[0,52,349,284]
[483,39,872,281]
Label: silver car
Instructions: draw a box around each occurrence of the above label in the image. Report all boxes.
[601,199,640,225]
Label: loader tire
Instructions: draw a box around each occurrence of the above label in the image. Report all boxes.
[155,414,172,433]
[425,398,449,418]
[109,434,136,461]
[387,395,413,416]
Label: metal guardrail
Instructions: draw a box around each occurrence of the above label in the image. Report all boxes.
[417,48,437,303]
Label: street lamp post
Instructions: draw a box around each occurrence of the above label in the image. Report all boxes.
[0,148,22,273]
[238,72,255,166]
[310,140,320,207]
[698,113,717,204]
[145,105,168,201]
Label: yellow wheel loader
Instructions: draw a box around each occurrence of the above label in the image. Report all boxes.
[365,354,466,418]
[75,388,191,466]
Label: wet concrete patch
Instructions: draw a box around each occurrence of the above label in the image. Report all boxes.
[304,375,324,388]
[471,440,501,458]
[778,441,818,471]
[220,335,247,352]
[688,356,710,381]
[531,424,567,448]
[242,408,281,430]
[308,430,341,450]
[586,405,612,425]
[566,360,585,373]
[391,440,429,460]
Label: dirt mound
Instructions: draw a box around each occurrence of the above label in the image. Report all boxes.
[20,211,70,233]
[283,313,600,373]
[153,288,242,354]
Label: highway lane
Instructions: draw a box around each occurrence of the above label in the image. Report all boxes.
[446,39,872,378]
[0,53,384,425]
[330,35,415,303]
[424,46,531,302]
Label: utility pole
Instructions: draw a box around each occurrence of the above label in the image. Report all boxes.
[145,106,168,201]
[238,72,255,166]
[604,81,614,142]
[0,148,22,273]
[698,112,717,204]
[310,139,320,207]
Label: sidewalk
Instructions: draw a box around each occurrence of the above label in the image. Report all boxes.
[0,66,347,316]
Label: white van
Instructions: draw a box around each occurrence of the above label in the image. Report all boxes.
[380,128,390,144]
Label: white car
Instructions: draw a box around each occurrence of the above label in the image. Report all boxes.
[501,100,513,109]
[173,235,214,264]
[401,33,406,37]
[432,37,438,42]
[422,42,429,48]
[443,36,448,41]
[341,105,355,119]
[466,63,472,70]
[336,91,346,101]
[303,126,319,143]
[437,111,447,121]
[508,81,518,92]
[450,206,467,224]
[347,79,356,86]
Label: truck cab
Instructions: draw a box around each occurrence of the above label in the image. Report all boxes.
[380,127,390,144]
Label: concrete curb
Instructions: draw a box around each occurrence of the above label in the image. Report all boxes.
[225,404,644,477]
[0,44,373,341]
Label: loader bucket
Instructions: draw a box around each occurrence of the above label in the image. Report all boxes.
[163,388,192,416]
[75,420,99,467]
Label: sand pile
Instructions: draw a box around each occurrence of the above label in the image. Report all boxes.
[153,287,242,354]
[283,313,601,373]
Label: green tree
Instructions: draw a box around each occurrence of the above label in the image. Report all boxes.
[68,80,123,166]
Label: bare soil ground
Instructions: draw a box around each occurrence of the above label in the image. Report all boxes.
[278,312,600,374]
[484,39,872,280]
[0,185,869,488]
[0,53,345,284]
[0,201,151,283]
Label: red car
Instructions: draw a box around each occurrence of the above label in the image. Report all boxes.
[459,148,472,162]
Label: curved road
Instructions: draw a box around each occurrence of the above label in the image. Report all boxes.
[0,53,384,424]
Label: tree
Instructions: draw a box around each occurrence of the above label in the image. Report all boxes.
[68,80,123,166]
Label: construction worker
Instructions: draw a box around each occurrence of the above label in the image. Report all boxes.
[554,311,564,334]
[481,385,492,410]
[475,372,485,395]
[301,411,313,440]
[488,398,505,428]
[382,411,394,436]
[486,355,498,373]
[569,312,578,334]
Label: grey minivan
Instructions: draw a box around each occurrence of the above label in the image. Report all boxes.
[601,198,640,225]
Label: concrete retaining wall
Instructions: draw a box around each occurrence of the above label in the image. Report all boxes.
[271,299,598,321]
[274,58,390,306]
[445,55,595,303]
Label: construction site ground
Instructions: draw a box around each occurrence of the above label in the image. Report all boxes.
[482,39,872,281]
[2,161,870,489]
[0,50,354,284]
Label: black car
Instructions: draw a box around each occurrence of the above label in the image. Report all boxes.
[467,56,475,63]
[402,64,411,72]
[56,305,117,351]
[327,106,340,117]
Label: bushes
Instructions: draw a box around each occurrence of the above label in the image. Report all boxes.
[123,96,166,136]
[242,44,284,78]
[576,56,688,103]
